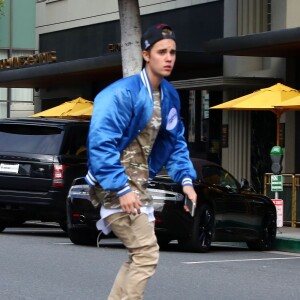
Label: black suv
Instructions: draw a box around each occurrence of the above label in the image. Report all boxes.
[0,117,89,232]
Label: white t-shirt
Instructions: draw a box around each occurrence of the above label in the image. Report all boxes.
[96,206,155,235]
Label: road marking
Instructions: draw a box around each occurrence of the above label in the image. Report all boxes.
[53,241,122,246]
[269,250,300,256]
[182,256,300,264]
[53,242,74,245]
[5,228,62,232]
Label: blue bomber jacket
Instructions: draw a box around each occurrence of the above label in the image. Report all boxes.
[85,68,196,197]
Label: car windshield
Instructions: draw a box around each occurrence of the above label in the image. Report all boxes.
[202,165,240,190]
[0,124,64,155]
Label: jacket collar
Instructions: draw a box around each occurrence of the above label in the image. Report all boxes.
[140,68,164,101]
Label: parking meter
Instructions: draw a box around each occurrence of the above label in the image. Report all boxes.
[270,146,283,175]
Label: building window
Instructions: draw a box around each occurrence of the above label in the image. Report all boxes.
[267,0,272,31]
[0,50,8,118]
[188,90,196,143]
[0,50,34,118]
[237,0,269,35]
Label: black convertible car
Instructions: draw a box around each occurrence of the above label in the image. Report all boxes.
[66,158,277,252]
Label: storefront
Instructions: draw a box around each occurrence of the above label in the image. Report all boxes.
[0,1,225,162]
[203,26,300,188]
[3,1,298,182]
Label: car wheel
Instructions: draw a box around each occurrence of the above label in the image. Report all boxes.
[58,221,68,232]
[157,237,172,249]
[178,204,214,253]
[0,219,25,231]
[66,200,98,246]
[246,207,277,251]
[68,227,98,246]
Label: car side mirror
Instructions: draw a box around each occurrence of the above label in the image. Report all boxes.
[240,178,250,189]
[240,178,256,193]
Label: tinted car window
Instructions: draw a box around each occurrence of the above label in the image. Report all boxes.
[0,124,63,155]
[202,165,239,190]
[61,126,89,156]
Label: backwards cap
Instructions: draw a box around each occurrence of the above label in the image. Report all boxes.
[141,24,176,50]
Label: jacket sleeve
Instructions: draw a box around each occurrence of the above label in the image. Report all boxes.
[87,82,133,192]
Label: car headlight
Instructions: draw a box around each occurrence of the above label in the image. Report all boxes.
[68,185,90,200]
[147,188,184,211]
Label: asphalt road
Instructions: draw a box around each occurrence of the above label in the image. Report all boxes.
[1,224,300,300]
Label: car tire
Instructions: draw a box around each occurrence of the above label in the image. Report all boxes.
[157,237,172,249]
[58,221,68,232]
[246,207,277,251]
[68,227,98,246]
[0,219,25,232]
[66,200,98,246]
[178,203,214,253]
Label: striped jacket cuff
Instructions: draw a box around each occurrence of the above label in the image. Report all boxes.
[181,177,193,186]
[85,170,97,187]
[117,183,132,197]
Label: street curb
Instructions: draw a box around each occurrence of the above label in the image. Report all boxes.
[274,238,300,253]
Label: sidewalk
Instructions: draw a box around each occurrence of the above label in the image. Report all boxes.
[214,226,300,253]
[274,226,300,253]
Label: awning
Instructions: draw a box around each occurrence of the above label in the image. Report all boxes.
[0,51,221,89]
[171,76,279,90]
[0,54,122,88]
[203,27,300,57]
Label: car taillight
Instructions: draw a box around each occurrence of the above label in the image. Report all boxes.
[52,164,69,187]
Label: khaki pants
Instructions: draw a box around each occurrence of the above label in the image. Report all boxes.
[106,212,159,300]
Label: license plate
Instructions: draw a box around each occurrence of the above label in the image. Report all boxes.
[0,163,20,174]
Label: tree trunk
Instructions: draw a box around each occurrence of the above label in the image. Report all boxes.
[118,0,142,77]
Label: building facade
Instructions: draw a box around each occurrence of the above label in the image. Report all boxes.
[0,0,35,118]
[34,0,226,166]
[1,0,300,192]
[204,0,300,191]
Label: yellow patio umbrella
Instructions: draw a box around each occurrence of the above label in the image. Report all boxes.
[274,94,300,109]
[210,83,300,145]
[32,97,93,119]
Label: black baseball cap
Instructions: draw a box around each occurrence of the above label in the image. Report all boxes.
[141,24,176,50]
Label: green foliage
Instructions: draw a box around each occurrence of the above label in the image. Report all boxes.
[0,0,4,16]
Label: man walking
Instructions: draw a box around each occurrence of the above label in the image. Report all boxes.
[85,24,197,300]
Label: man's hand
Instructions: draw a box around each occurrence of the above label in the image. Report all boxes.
[183,185,197,213]
[119,191,142,215]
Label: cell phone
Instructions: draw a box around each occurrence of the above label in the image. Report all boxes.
[185,196,195,217]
